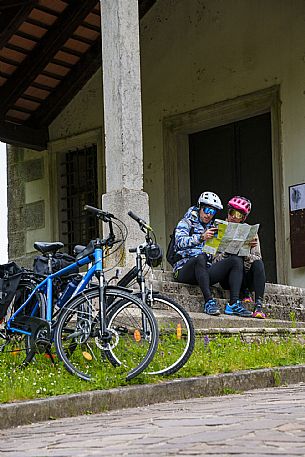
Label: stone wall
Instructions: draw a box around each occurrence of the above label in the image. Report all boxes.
[7,145,50,268]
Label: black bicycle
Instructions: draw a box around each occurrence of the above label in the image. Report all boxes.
[111,211,195,376]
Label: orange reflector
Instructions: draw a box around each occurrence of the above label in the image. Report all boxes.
[176,323,182,339]
[44,353,56,360]
[82,351,93,361]
[12,349,19,356]
[134,329,141,342]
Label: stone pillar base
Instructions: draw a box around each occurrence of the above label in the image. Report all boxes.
[102,188,149,270]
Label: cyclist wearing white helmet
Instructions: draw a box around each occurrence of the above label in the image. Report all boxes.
[173,191,245,317]
[221,196,266,319]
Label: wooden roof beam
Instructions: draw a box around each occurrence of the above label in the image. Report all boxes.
[0,0,99,117]
[0,0,36,10]
[27,39,101,128]
[27,0,157,128]
[0,1,37,48]
[0,120,48,150]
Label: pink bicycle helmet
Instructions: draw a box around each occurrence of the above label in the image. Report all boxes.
[228,196,252,216]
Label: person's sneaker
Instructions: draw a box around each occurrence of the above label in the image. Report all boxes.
[224,300,252,318]
[242,294,254,306]
[252,304,266,319]
[203,298,220,316]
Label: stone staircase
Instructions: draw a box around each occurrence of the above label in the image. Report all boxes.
[149,270,305,340]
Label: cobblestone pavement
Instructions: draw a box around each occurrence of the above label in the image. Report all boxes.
[2,383,305,456]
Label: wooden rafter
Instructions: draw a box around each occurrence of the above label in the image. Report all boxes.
[0,120,48,150]
[0,0,98,117]
[0,0,35,10]
[27,40,102,128]
[0,1,37,48]
[25,0,156,128]
[0,0,157,151]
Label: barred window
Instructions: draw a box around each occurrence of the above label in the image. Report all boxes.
[59,145,98,255]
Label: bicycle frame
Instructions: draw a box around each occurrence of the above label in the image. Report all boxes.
[117,243,154,340]
[7,243,105,337]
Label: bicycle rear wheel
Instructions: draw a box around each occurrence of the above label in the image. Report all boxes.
[0,277,46,368]
[54,287,159,381]
[144,294,195,376]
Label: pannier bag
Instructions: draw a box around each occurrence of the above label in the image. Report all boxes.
[33,252,79,276]
[0,262,23,320]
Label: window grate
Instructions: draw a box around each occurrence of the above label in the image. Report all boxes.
[59,145,98,255]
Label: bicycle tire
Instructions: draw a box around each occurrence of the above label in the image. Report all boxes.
[54,287,159,381]
[144,293,195,376]
[0,277,46,368]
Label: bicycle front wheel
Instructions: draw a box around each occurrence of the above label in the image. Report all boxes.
[54,288,159,381]
[144,294,195,376]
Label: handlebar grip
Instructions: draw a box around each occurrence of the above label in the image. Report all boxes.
[127,211,152,231]
[84,205,100,215]
[128,210,141,224]
[129,248,137,253]
[84,205,115,220]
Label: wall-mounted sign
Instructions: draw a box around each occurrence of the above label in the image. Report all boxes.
[290,183,305,211]
[289,183,305,268]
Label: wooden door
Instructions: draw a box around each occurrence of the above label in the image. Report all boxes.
[189,113,277,282]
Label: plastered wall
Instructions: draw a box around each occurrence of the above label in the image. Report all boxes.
[49,71,103,141]
[23,0,305,286]
[139,0,305,286]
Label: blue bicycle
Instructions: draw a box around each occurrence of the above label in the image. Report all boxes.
[0,206,159,381]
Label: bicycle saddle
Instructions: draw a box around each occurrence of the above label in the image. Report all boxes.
[33,241,64,254]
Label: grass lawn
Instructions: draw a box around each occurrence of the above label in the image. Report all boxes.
[1,335,305,404]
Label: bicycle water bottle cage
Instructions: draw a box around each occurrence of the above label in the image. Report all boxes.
[34,241,64,255]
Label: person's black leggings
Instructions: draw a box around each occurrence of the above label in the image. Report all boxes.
[176,254,244,303]
[242,259,266,301]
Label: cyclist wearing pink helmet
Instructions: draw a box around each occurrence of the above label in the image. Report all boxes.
[219,195,266,319]
[228,196,251,217]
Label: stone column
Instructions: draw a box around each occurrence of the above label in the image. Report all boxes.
[100,0,149,267]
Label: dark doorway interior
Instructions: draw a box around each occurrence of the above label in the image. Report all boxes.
[189,112,277,283]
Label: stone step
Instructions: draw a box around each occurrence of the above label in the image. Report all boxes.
[194,326,305,343]
[158,291,305,321]
[154,307,305,342]
[197,327,305,336]
[152,270,305,297]
[147,270,305,321]
[152,280,305,306]
[188,311,305,330]
[151,277,305,301]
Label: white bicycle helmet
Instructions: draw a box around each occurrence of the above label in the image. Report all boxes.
[198,191,223,210]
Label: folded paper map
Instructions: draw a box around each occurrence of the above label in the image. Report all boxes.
[203,219,260,256]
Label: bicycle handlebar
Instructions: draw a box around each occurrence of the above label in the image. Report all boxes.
[84,204,117,247]
[84,205,115,222]
[127,211,152,232]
